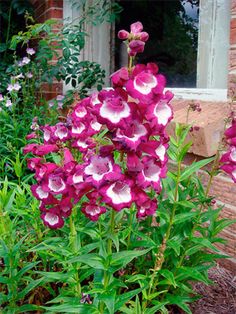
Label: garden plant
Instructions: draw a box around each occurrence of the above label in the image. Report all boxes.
[0,19,236,314]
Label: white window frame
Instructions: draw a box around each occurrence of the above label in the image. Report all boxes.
[63,0,230,101]
[169,0,230,101]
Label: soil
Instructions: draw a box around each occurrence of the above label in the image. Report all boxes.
[190,265,236,314]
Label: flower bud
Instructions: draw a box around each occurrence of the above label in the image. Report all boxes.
[140,32,149,42]
[118,30,129,40]
[129,40,145,53]
[130,21,143,34]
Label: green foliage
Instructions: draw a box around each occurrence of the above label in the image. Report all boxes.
[0,124,234,313]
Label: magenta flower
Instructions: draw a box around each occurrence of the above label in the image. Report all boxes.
[25,21,174,227]
[134,189,157,218]
[220,118,236,183]
[41,210,64,229]
[81,203,106,221]
[114,120,148,151]
[44,174,67,194]
[137,157,166,192]
[95,89,131,129]
[125,64,166,104]
[118,30,129,40]
[110,67,129,88]
[100,179,134,211]
[118,21,149,56]
[146,92,173,129]
[84,155,122,187]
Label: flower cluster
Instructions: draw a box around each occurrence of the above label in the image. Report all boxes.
[0,47,35,111]
[24,22,173,228]
[220,117,236,183]
[118,21,149,57]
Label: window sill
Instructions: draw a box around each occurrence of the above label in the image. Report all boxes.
[166,88,228,101]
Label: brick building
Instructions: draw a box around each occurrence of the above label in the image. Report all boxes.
[31,0,236,270]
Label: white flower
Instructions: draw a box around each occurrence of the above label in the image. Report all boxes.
[5,99,12,107]
[22,57,30,65]
[26,48,35,55]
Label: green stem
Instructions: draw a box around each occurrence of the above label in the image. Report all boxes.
[145,146,182,308]
[128,55,133,73]
[100,210,116,313]
[69,214,81,297]
[126,203,135,249]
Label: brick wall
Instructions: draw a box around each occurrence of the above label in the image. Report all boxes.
[30,0,63,100]
[229,0,236,97]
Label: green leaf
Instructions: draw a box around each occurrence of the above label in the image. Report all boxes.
[135,295,142,314]
[174,212,198,224]
[115,287,145,311]
[144,302,168,314]
[16,278,44,300]
[110,248,151,270]
[159,269,177,288]
[99,290,115,314]
[176,266,211,284]
[176,200,195,209]
[180,157,214,181]
[165,294,193,314]
[42,304,99,313]
[191,237,218,252]
[15,304,41,313]
[178,141,192,161]
[69,253,105,270]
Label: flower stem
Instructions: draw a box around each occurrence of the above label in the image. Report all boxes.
[145,146,182,307]
[100,210,116,313]
[69,214,81,297]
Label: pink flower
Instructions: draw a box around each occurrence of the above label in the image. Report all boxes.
[100,179,134,211]
[126,64,165,103]
[5,99,12,107]
[41,210,64,229]
[81,203,106,221]
[134,189,157,218]
[43,174,67,194]
[114,120,148,151]
[146,91,173,129]
[95,89,131,129]
[84,155,122,187]
[110,67,129,88]
[137,157,166,192]
[34,144,59,156]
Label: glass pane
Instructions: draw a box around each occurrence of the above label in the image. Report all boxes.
[115,0,199,88]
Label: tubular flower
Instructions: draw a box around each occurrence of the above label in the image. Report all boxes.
[25,21,174,227]
[220,118,236,183]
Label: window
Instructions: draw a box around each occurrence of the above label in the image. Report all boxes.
[64,0,230,100]
[115,0,230,100]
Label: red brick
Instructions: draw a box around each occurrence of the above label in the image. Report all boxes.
[232,0,236,14]
[229,49,236,72]
[45,8,63,19]
[227,73,236,97]
[230,19,236,45]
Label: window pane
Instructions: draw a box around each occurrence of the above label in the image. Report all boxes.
[115,0,199,88]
